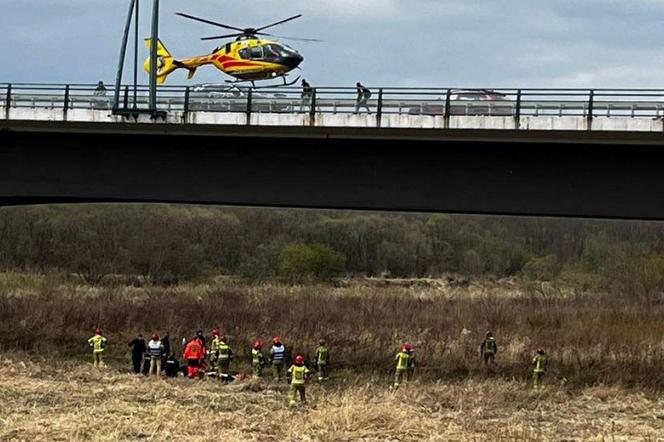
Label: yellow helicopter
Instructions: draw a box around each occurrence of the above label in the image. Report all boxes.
[144,12,319,86]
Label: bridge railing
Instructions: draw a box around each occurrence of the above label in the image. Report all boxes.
[3,83,664,121]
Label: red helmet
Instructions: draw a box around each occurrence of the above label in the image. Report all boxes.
[254,340,263,349]
[211,328,220,336]
[152,333,159,340]
[295,355,304,364]
[273,336,281,345]
[401,342,412,351]
[95,328,103,335]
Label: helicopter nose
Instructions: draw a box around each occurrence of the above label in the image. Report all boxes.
[284,53,303,69]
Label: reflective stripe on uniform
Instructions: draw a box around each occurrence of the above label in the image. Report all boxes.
[272,345,285,361]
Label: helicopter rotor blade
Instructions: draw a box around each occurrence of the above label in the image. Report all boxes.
[261,32,323,42]
[267,35,324,42]
[255,14,303,32]
[176,12,245,32]
[200,33,244,41]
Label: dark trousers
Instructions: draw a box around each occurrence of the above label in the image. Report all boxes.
[132,354,143,374]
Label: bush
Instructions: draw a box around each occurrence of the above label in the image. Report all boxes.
[278,243,345,282]
[522,255,559,281]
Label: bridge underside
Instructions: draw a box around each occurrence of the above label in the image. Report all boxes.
[2,120,664,220]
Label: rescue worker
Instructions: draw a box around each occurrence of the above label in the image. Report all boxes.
[128,333,147,374]
[183,335,206,379]
[216,335,233,378]
[252,340,266,378]
[480,331,498,367]
[161,332,171,362]
[406,343,416,381]
[532,348,548,390]
[209,329,221,370]
[287,355,310,406]
[87,328,107,368]
[315,339,330,381]
[270,337,287,381]
[147,333,165,376]
[393,343,411,388]
[300,79,313,112]
[195,330,206,348]
[142,352,152,375]
[164,354,180,378]
[355,82,372,114]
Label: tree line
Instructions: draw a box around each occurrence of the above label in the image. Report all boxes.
[1,204,664,293]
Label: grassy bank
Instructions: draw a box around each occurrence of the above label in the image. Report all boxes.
[0,353,662,441]
[2,274,664,389]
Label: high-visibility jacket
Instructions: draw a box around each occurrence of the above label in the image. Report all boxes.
[148,340,164,357]
[217,342,232,360]
[288,364,310,385]
[271,345,286,363]
[252,349,265,366]
[184,338,206,360]
[482,338,498,355]
[395,351,410,370]
[532,355,548,373]
[316,346,330,366]
[88,334,107,353]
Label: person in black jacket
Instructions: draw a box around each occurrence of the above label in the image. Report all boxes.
[161,332,171,363]
[164,353,181,378]
[128,334,147,374]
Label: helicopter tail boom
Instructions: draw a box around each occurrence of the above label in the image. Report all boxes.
[143,39,194,84]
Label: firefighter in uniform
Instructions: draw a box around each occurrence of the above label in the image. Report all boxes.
[315,339,330,381]
[252,341,266,378]
[480,331,498,367]
[287,355,310,405]
[88,328,107,368]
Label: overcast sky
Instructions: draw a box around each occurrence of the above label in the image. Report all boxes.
[2,0,664,88]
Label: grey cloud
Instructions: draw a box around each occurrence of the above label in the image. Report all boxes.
[1,0,663,88]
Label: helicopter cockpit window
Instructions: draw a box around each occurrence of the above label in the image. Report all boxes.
[250,46,263,59]
[239,48,251,59]
[263,44,280,58]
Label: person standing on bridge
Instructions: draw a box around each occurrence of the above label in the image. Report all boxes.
[300,79,313,112]
[355,82,372,114]
[94,81,107,97]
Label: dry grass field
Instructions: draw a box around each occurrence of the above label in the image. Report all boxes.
[3,275,664,440]
[0,353,663,441]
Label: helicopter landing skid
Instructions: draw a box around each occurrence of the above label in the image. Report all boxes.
[225,75,301,89]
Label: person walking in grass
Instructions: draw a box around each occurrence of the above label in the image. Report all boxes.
[147,333,165,376]
[88,328,107,368]
[128,333,147,374]
[406,344,416,381]
[315,339,330,381]
[270,337,287,381]
[480,331,498,368]
[393,343,412,388]
[532,348,548,390]
[252,340,266,378]
[287,355,311,406]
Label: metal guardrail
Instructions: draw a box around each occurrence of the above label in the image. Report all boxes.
[3,83,664,123]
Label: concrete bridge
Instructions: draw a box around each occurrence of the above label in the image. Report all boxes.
[3,83,664,220]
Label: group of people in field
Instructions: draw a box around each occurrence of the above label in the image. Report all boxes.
[88,328,550,404]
